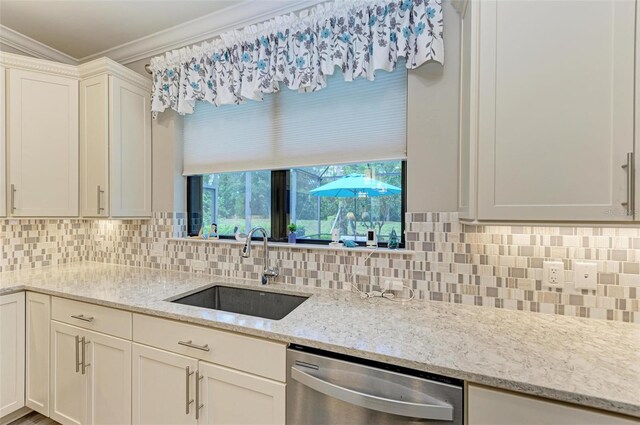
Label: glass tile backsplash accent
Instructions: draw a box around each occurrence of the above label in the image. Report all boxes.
[2,212,638,323]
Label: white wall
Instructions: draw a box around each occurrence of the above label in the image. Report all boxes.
[406,0,461,212]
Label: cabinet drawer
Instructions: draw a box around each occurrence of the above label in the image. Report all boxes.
[132,314,286,382]
[52,297,132,339]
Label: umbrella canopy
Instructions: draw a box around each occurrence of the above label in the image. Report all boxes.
[310,173,401,198]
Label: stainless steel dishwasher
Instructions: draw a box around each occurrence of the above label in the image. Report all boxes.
[287,345,463,425]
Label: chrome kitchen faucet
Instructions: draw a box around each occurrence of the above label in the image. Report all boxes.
[242,227,279,285]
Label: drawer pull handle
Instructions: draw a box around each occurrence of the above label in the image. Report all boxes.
[178,340,210,352]
[71,314,94,322]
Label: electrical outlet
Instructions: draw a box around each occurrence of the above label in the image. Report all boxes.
[543,261,565,289]
[192,260,206,272]
[382,279,405,291]
[574,261,597,290]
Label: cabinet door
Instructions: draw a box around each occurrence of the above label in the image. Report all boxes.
[0,292,25,417]
[50,321,86,425]
[132,343,198,425]
[0,65,6,217]
[84,328,131,425]
[477,0,635,221]
[110,76,151,218]
[8,69,79,217]
[80,75,109,218]
[468,385,638,425]
[198,361,285,425]
[26,292,50,416]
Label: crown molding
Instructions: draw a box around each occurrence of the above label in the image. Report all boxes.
[78,57,151,90]
[79,0,326,65]
[0,25,78,65]
[0,51,79,78]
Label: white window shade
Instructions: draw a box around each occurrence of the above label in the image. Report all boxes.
[182,68,407,176]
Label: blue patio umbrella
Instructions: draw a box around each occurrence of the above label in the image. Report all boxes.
[309,173,401,198]
[310,174,401,237]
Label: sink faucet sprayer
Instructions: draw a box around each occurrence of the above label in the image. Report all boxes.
[241,227,279,285]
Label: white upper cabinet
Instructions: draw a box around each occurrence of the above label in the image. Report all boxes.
[109,76,151,218]
[460,0,636,221]
[0,65,6,217]
[79,58,152,219]
[7,67,79,217]
[79,75,109,218]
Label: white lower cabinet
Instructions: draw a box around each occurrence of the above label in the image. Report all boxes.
[50,322,87,425]
[26,292,51,416]
[132,343,198,425]
[131,343,285,425]
[467,384,638,425]
[198,361,285,425]
[85,328,131,425]
[0,292,25,418]
[50,321,131,425]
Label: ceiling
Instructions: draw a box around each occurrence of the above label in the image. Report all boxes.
[0,0,316,64]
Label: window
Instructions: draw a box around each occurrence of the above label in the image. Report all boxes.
[184,64,407,246]
[187,161,405,247]
[201,171,271,237]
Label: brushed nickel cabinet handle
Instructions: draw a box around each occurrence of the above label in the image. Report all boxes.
[71,314,94,322]
[81,337,91,375]
[75,335,81,373]
[10,184,16,212]
[185,366,194,414]
[178,340,210,352]
[622,152,635,216]
[97,185,105,214]
[196,371,203,420]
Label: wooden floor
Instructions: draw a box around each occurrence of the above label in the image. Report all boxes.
[9,412,59,425]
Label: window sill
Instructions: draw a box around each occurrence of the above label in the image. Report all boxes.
[167,237,415,255]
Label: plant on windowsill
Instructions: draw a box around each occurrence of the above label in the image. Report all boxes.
[287,223,297,244]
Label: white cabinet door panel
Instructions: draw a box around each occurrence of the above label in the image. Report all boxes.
[50,321,86,425]
[132,343,197,425]
[80,75,109,218]
[477,0,635,221]
[110,77,151,218]
[8,69,78,217]
[198,361,285,425]
[0,292,25,417]
[468,385,638,425]
[26,292,50,416]
[84,328,131,425]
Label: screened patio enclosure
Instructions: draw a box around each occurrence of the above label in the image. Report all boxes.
[201,161,403,243]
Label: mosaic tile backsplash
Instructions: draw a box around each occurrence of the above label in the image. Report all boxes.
[1,212,639,323]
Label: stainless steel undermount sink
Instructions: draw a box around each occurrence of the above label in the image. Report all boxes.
[170,285,310,320]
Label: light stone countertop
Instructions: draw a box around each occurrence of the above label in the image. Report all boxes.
[1,262,638,418]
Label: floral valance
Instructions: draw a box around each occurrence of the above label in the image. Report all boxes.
[150,0,444,116]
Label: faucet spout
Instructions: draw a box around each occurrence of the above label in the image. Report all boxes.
[242,227,279,284]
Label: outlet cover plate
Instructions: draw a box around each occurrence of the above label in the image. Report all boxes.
[543,261,565,289]
[574,261,597,290]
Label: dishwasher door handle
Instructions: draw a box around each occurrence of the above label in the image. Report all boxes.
[291,366,454,421]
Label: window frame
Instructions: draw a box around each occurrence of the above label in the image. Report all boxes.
[187,162,406,248]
